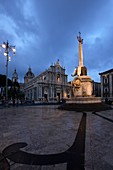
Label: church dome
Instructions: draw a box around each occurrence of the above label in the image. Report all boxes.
[24,67,34,78]
[24,67,35,83]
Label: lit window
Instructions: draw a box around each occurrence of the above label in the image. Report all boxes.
[57,74,60,82]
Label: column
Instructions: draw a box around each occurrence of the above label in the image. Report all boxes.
[101,76,103,98]
[77,32,83,67]
[109,74,112,98]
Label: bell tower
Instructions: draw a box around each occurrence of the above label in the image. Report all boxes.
[12,69,18,82]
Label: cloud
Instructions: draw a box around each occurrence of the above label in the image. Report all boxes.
[0,0,113,83]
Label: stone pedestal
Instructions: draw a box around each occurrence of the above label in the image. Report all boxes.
[66,97,102,103]
[72,75,92,97]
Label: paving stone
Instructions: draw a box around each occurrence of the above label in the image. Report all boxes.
[0,105,113,169]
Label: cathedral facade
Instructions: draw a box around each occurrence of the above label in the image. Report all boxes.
[23,60,72,102]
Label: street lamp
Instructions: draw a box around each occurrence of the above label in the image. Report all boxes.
[1,41,16,104]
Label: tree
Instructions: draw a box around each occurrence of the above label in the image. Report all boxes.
[10,81,20,100]
[0,74,12,87]
[0,74,12,100]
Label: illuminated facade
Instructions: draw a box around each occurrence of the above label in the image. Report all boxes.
[99,69,113,99]
[24,60,72,102]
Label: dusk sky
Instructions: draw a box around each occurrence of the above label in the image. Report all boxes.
[0,0,113,83]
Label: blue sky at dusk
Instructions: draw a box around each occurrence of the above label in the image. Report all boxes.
[0,0,113,82]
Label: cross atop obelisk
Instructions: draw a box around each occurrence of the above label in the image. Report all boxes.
[77,32,83,66]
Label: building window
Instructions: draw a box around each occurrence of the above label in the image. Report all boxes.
[34,87,37,100]
[57,73,60,82]
[104,78,108,84]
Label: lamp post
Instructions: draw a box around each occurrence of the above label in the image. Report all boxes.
[1,41,16,104]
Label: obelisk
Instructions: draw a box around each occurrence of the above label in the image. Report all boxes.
[71,32,92,97]
[77,32,87,76]
[77,32,83,66]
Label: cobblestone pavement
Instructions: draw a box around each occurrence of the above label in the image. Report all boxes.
[0,105,113,169]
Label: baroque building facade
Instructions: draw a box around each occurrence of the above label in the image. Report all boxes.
[24,60,72,102]
[99,68,113,99]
